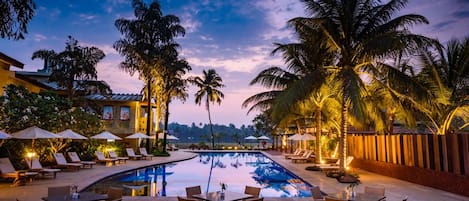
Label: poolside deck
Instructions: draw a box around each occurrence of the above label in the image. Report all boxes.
[0,150,467,201]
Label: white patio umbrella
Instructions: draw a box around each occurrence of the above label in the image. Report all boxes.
[166,135,179,140]
[11,126,61,140]
[155,132,179,140]
[288,133,316,141]
[126,132,150,147]
[126,132,150,139]
[11,126,61,148]
[244,135,257,140]
[288,133,316,149]
[90,131,122,141]
[257,135,271,140]
[11,126,62,165]
[57,129,88,140]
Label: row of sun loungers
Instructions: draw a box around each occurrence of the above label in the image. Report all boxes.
[0,147,157,186]
[283,149,354,170]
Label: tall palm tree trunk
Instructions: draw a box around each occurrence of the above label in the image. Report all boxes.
[163,94,170,153]
[315,108,322,163]
[207,98,215,149]
[339,90,348,170]
[146,79,152,151]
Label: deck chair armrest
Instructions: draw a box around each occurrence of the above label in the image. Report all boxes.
[15,170,28,176]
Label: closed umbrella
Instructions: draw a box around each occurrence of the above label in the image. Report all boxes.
[91,131,122,141]
[57,129,88,140]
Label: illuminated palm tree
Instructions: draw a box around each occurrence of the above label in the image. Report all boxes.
[189,69,224,149]
[160,54,191,152]
[291,0,435,169]
[417,37,469,134]
[244,23,338,163]
[114,0,185,150]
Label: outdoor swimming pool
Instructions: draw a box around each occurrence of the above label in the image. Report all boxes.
[84,152,312,197]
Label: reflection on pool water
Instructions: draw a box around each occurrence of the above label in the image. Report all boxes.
[84,152,312,197]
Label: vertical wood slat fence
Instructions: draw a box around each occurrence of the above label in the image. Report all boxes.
[348,133,469,197]
[348,133,469,176]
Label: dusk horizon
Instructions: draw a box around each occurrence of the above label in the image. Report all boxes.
[1,0,468,127]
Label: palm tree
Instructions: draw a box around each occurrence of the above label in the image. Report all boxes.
[113,0,185,151]
[189,69,225,149]
[32,36,108,102]
[160,54,191,152]
[31,49,55,73]
[244,23,338,163]
[290,0,436,169]
[417,37,469,134]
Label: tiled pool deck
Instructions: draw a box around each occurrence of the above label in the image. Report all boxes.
[0,150,468,201]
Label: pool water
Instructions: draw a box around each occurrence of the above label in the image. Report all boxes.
[84,152,312,197]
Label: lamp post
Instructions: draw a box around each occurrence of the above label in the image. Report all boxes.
[26,152,36,168]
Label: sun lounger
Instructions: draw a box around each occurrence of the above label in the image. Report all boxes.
[171,144,179,151]
[67,152,96,168]
[139,148,154,160]
[108,150,129,164]
[166,144,179,151]
[319,156,354,171]
[95,151,117,166]
[126,148,142,160]
[291,150,314,163]
[25,157,61,178]
[0,157,38,186]
[53,153,82,171]
[284,149,303,159]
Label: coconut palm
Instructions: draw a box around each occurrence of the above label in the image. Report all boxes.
[291,0,436,169]
[160,54,191,152]
[244,22,339,163]
[417,37,469,134]
[113,0,185,150]
[189,69,224,149]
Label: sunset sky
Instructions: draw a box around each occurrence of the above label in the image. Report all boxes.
[0,0,468,127]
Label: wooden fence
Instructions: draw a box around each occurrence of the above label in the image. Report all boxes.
[347,133,469,196]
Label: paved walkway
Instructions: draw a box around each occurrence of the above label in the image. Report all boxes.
[0,151,197,201]
[0,150,468,201]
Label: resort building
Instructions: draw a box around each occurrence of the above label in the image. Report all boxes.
[85,93,156,136]
[0,52,154,137]
[0,52,45,94]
